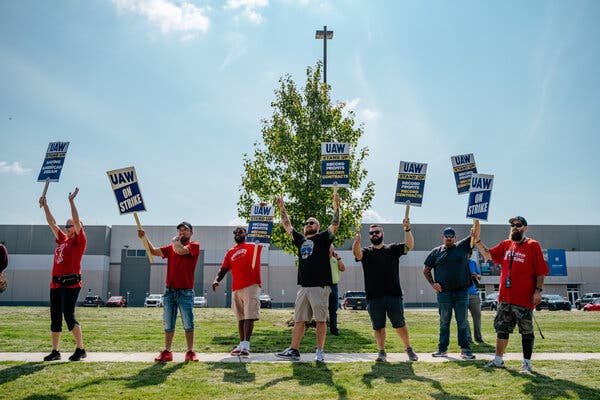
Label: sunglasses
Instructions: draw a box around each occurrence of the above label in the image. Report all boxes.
[305,221,317,226]
[368,230,381,235]
[65,224,73,229]
[510,223,524,228]
[233,229,246,234]
[444,234,455,239]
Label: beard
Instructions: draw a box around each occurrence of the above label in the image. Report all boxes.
[510,230,524,242]
[304,226,318,235]
[234,236,245,244]
[370,236,383,245]
[180,236,190,245]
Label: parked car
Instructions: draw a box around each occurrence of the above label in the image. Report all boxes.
[341,291,367,310]
[144,294,163,307]
[105,296,127,307]
[583,298,600,311]
[259,293,272,308]
[193,296,207,308]
[481,292,499,310]
[575,293,600,310]
[82,295,104,307]
[536,294,571,311]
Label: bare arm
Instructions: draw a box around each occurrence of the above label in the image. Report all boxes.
[212,267,229,291]
[327,192,341,234]
[471,220,492,260]
[276,197,294,239]
[423,265,442,293]
[352,231,363,260]
[403,217,414,251]
[39,196,59,240]
[334,252,346,272]
[533,276,545,305]
[137,230,163,257]
[68,188,82,234]
[172,236,190,255]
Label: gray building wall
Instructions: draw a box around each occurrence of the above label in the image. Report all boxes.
[1,223,599,306]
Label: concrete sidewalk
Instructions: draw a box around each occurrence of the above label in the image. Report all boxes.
[1,352,599,363]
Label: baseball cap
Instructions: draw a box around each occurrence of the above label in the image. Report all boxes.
[443,227,456,237]
[176,221,193,231]
[508,216,528,226]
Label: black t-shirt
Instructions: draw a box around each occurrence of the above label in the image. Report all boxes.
[0,244,7,273]
[358,243,407,300]
[424,236,472,290]
[292,229,335,287]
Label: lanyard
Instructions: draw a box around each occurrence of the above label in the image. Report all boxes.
[508,239,527,276]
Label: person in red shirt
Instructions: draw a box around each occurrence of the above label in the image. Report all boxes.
[138,222,200,362]
[39,188,87,362]
[212,226,263,357]
[473,217,549,374]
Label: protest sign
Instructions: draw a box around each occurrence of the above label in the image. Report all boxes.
[38,142,70,197]
[106,166,152,262]
[466,173,494,220]
[451,153,477,194]
[247,204,275,246]
[394,161,427,206]
[321,142,350,187]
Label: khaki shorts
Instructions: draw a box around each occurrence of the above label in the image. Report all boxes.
[294,286,331,323]
[232,284,261,321]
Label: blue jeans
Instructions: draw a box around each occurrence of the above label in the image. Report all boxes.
[163,288,195,332]
[437,289,470,351]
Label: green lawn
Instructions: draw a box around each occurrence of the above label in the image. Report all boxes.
[1,307,599,399]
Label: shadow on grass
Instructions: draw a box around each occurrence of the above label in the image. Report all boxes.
[362,362,473,400]
[64,362,185,392]
[21,395,66,400]
[0,362,48,386]
[260,362,348,400]
[208,362,256,383]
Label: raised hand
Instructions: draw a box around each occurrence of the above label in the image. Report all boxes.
[68,187,79,201]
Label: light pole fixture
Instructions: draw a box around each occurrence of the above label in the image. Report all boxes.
[315,25,333,83]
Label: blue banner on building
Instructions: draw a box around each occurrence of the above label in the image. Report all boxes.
[106,166,147,215]
[37,141,70,182]
[394,161,427,206]
[450,153,477,194]
[545,249,567,276]
[466,173,494,221]
[321,142,350,187]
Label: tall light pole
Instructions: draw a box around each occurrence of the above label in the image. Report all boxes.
[315,25,333,84]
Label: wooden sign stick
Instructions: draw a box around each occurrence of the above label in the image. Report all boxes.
[134,212,154,263]
[404,200,411,220]
[40,179,50,206]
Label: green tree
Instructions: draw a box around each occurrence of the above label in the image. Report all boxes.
[238,63,375,254]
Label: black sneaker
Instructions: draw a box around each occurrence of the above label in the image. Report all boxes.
[69,348,87,361]
[405,346,419,362]
[275,347,300,361]
[43,350,61,361]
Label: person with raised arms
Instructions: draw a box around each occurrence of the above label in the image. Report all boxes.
[39,188,87,362]
[275,192,340,362]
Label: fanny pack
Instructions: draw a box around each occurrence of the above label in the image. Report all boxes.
[52,274,82,286]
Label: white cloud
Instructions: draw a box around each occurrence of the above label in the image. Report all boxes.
[224,0,268,24]
[361,209,390,224]
[0,161,32,175]
[113,0,210,37]
[343,98,381,122]
[361,108,381,122]
[228,216,247,226]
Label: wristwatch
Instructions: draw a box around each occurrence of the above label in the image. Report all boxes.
[535,287,543,292]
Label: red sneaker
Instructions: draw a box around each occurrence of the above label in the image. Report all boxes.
[154,350,173,362]
[185,350,199,362]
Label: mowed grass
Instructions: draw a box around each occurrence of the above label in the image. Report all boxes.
[1,307,599,399]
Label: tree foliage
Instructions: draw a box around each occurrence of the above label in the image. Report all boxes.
[238,63,375,254]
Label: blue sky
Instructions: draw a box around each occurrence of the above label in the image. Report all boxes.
[1,0,599,228]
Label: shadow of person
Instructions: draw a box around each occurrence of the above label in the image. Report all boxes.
[362,362,473,400]
[0,362,48,386]
[208,362,256,383]
[260,362,348,400]
[508,366,599,400]
[21,395,66,400]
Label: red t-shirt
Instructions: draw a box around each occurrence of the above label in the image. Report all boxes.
[221,242,262,291]
[50,228,87,289]
[160,241,200,289]
[489,238,549,309]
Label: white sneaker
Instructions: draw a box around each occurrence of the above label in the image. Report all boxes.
[520,361,532,374]
[485,359,505,368]
[230,345,242,356]
[315,349,325,362]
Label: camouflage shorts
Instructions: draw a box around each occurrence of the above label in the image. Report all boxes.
[493,302,534,335]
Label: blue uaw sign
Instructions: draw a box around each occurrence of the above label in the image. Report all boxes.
[466,173,494,220]
[106,167,146,215]
[394,161,427,206]
[247,204,275,246]
[451,153,477,194]
[321,142,350,187]
[37,142,70,182]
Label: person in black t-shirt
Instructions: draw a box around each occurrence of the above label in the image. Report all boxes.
[275,192,340,362]
[0,242,8,293]
[423,225,477,360]
[353,220,418,362]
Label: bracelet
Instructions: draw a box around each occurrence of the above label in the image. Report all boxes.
[404,228,411,232]
[535,287,543,292]
[475,239,481,244]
